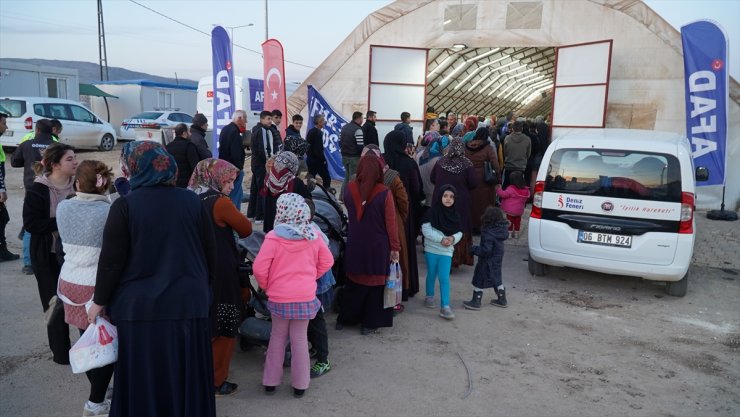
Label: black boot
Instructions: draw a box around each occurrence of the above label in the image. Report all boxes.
[462,290,483,310]
[0,243,20,262]
[491,288,508,308]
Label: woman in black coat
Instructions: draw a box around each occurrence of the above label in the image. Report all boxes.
[23,142,77,364]
[88,141,217,417]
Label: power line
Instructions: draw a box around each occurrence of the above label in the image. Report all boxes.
[127,0,315,69]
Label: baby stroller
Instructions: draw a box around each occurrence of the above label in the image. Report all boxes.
[310,183,348,287]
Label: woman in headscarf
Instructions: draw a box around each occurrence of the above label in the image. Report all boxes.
[262,151,312,233]
[465,127,501,233]
[188,158,252,396]
[461,116,478,142]
[88,141,217,417]
[431,138,478,267]
[383,130,424,297]
[416,120,450,210]
[337,155,400,334]
[361,145,411,305]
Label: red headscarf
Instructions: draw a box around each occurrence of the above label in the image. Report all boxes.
[350,155,384,220]
[463,116,478,134]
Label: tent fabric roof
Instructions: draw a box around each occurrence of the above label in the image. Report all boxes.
[79,83,118,98]
[289,0,739,118]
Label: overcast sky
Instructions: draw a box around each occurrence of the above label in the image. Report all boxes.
[0,0,738,81]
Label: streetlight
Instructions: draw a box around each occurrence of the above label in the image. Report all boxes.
[223,23,254,53]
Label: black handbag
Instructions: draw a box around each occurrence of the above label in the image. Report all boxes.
[483,161,496,185]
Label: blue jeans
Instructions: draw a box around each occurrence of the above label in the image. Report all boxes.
[424,252,452,308]
[23,230,31,266]
[229,171,244,210]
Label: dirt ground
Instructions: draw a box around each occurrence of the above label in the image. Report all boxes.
[1,144,738,417]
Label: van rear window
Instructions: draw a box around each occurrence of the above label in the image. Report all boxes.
[0,100,26,117]
[545,149,681,202]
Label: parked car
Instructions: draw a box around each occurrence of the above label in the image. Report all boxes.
[119,111,193,140]
[527,129,708,297]
[0,97,117,151]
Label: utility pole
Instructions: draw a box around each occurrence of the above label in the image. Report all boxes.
[264,0,269,40]
[97,0,109,81]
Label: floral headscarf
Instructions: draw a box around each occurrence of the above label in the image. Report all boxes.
[281,136,309,157]
[188,158,239,195]
[274,193,317,241]
[126,141,178,190]
[264,151,300,196]
[438,138,473,174]
[119,141,137,178]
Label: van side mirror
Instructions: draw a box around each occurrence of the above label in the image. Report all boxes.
[695,166,709,182]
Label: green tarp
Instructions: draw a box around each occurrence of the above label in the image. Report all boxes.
[79,83,118,98]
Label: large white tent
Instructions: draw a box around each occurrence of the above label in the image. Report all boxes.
[288,0,739,210]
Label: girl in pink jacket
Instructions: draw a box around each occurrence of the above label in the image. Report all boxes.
[495,171,530,238]
[253,193,334,398]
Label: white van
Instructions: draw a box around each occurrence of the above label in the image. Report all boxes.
[527,129,708,297]
[0,97,117,151]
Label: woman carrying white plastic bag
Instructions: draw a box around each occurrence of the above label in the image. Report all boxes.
[70,316,118,374]
[56,160,116,416]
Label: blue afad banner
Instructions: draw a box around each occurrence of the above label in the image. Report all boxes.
[306,85,346,180]
[681,20,728,186]
[211,26,235,159]
[249,78,264,112]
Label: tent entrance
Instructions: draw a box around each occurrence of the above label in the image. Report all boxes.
[425,46,557,121]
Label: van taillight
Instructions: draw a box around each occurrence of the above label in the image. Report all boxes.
[24,117,33,129]
[679,192,694,234]
[531,181,545,219]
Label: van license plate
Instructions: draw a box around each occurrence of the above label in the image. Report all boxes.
[578,230,632,248]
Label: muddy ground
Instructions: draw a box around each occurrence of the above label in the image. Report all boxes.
[1,144,738,417]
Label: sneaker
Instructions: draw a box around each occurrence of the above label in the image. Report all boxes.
[439,307,455,320]
[310,361,331,378]
[83,400,110,417]
[424,296,435,308]
[22,265,33,275]
[215,381,238,396]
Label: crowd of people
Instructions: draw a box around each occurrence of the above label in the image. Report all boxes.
[0,105,550,416]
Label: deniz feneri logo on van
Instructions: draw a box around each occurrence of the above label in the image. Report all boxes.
[558,195,584,210]
[601,201,614,212]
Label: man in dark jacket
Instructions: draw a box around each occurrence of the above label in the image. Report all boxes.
[189,113,212,158]
[339,111,364,197]
[0,112,20,262]
[362,111,378,146]
[502,121,531,188]
[285,114,303,139]
[394,112,414,146]
[306,114,331,188]
[166,123,204,188]
[218,110,248,208]
[270,109,283,144]
[11,119,57,274]
[247,111,281,223]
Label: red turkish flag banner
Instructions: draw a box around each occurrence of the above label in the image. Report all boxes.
[262,39,288,139]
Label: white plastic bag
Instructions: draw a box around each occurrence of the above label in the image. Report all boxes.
[69,317,118,374]
[384,262,401,309]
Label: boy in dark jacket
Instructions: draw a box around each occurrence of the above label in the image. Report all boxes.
[463,206,510,310]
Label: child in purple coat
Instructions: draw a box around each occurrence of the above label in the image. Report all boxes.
[463,206,510,309]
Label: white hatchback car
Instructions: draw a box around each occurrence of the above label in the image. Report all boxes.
[119,111,193,140]
[528,129,708,297]
[0,97,117,151]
